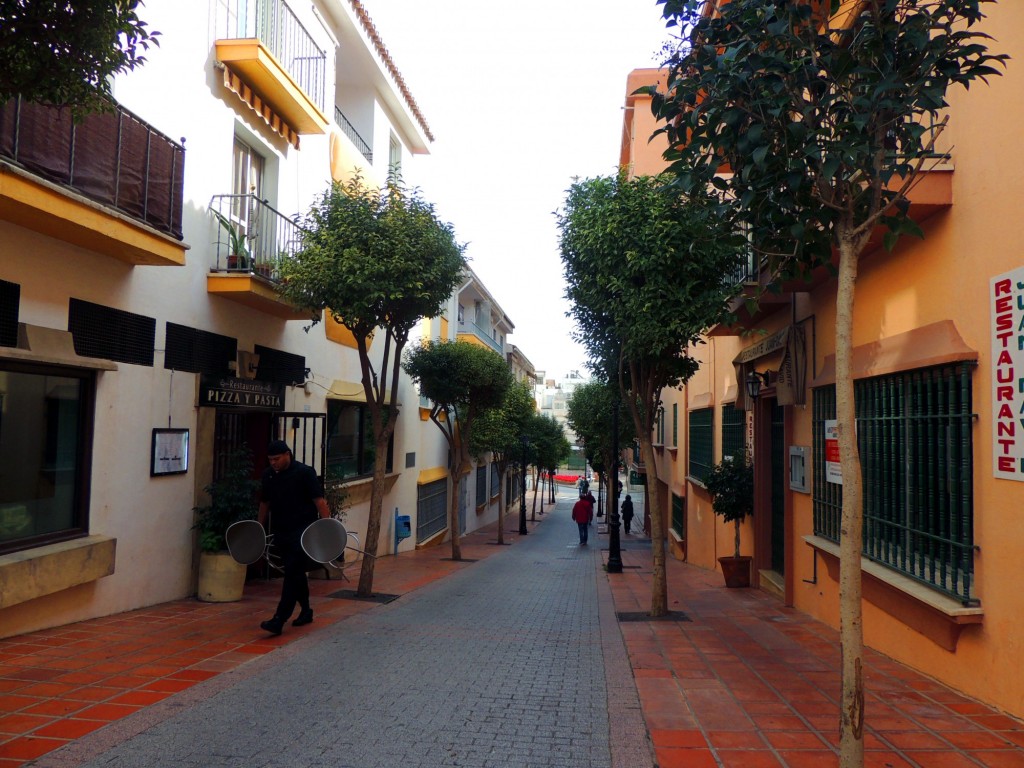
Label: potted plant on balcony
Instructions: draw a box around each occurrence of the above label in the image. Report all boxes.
[704,452,754,588]
[211,209,251,271]
[194,445,259,602]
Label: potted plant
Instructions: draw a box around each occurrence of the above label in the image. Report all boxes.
[211,209,251,272]
[704,453,754,588]
[194,445,259,602]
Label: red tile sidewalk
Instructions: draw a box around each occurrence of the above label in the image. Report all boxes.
[602,540,1024,768]
[3,501,1023,768]
[0,517,542,768]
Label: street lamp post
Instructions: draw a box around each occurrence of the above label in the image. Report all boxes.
[607,397,623,574]
[519,436,529,535]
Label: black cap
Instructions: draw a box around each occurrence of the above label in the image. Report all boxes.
[267,439,291,456]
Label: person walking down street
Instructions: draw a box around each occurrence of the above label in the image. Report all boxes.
[258,439,329,636]
[584,490,596,523]
[621,494,634,535]
[572,494,594,545]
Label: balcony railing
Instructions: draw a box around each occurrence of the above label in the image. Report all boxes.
[334,106,372,162]
[216,0,326,111]
[0,97,185,239]
[458,320,503,354]
[209,193,306,282]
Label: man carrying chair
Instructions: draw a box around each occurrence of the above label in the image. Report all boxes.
[258,439,329,636]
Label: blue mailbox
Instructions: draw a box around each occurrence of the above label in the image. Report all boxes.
[394,508,412,553]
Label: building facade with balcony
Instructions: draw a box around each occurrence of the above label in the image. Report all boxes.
[0,0,448,639]
[622,4,1024,719]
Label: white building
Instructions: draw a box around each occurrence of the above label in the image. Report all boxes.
[0,0,525,637]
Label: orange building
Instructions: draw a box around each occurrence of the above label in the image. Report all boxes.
[622,2,1024,719]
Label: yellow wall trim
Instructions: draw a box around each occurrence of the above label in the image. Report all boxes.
[417,466,448,485]
[0,164,187,266]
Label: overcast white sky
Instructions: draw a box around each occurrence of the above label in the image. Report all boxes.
[359,0,674,380]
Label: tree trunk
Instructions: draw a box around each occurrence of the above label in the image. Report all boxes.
[356,429,391,597]
[448,469,462,560]
[531,468,538,521]
[496,463,506,545]
[639,436,667,616]
[836,233,865,768]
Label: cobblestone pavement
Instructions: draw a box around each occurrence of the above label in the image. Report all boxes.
[35,496,641,768]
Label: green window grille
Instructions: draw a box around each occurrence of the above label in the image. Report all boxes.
[476,464,488,507]
[721,403,746,461]
[671,492,685,539]
[812,362,976,604]
[672,404,678,447]
[688,407,714,484]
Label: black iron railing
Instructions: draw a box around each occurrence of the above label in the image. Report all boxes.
[209,193,306,282]
[335,106,372,162]
[0,97,185,239]
[812,362,977,604]
[217,0,326,112]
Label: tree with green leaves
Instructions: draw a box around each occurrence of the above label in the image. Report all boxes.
[524,412,570,518]
[566,381,636,520]
[649,1,1006,763]
[281,175,464,596]
[403,339,513,560]
[557,171,743,617]
[0,0,158,115]
[469,379,537,544]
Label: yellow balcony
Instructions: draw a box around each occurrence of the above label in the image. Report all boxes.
[216,39,328,135]
[0,98,187,266]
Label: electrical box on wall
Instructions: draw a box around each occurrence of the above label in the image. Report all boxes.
[789,446,810,493]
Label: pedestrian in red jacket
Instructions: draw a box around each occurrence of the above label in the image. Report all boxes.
[572,496,594,545]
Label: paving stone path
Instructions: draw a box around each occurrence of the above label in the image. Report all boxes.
[56,500,633,768]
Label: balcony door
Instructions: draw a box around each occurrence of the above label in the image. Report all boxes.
[231,137,264,242]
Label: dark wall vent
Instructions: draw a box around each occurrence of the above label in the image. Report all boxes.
[165,322,237,376]
[68,298,155,366]
[254,344,305,385]
[0,279,19,348]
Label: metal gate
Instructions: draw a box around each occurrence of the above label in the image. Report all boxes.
[273,412,327,481]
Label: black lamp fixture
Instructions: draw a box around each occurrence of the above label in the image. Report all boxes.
[745,369,771,400]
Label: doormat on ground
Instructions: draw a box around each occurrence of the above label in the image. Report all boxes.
[327,590,400,604]
[615,611,691,623]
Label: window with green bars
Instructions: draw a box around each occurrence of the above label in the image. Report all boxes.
[672,403,678,447]
[671,492,685,538]
[721,402,746,461]
[812,362,976,604]
[688,407,714,484]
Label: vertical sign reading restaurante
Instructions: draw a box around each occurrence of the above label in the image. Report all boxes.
[991,268,1024,480]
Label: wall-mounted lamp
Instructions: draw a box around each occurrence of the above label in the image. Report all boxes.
[745,370,771,400]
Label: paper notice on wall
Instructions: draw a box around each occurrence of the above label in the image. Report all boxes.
[824,419,842,485]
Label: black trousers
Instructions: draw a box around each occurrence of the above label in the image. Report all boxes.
[274,532,312,620]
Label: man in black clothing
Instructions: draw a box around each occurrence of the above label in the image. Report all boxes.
[258,439,329,635]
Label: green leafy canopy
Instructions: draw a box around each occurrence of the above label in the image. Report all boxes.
[0,0,159,115]
[650,0,1008,273]
[280,174,466,343]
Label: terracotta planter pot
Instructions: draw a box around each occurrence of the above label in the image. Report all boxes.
[718,555,752,588]
[197,551,246,602]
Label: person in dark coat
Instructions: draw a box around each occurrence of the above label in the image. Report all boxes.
[621,494,635,535]
[258,440,329,635]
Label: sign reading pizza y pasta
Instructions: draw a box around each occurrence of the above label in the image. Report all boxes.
[991,269,1024,480]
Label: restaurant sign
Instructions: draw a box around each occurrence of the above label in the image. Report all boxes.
[198,375,285,412]
[991,268,1024,480]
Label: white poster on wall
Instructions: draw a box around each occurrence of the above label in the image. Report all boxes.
[991,268,1024,481]
[824,419,842,485]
